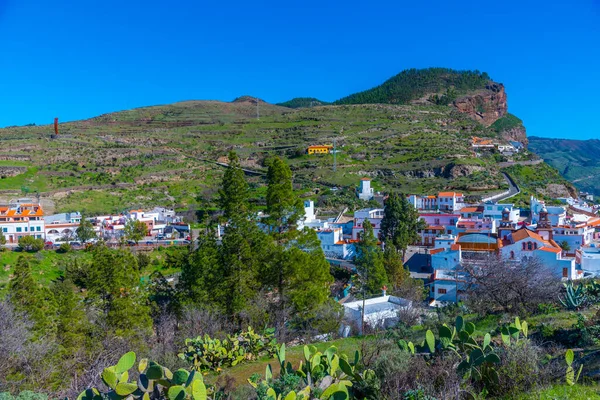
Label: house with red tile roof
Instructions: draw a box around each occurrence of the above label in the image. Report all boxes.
[0,201,45,243]
[499,226,581,280]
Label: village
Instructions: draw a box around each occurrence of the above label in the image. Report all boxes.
[3,173,600,312]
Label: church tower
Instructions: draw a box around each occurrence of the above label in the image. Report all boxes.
[536,206,553,240]
[498,207,515,241]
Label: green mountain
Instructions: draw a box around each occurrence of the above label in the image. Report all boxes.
[0,68,568,214]
[277,97,330,108]
[334,68,491,105]
[528,136,600,196]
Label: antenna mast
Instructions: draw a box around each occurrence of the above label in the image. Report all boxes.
[333,138,337,172]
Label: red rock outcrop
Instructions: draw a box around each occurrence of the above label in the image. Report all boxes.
[453,82,507,127]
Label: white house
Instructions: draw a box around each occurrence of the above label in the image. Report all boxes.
[342,295,412,335]
[352,208,384,240]
[357,178,374,201]
[499,227,581,280]
[45,212,82,243]
[317,227,355,260]
[577,245,600,277]
[407,194,438,211]
[0,201,45,243]
[438,192,465,212]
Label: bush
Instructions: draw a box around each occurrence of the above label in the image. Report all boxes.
[495,340,547,396]
[0,392,48,400]
[17,236,44,252]
[56,243,72,254]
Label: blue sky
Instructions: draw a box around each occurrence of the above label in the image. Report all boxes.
[0,0,598,139]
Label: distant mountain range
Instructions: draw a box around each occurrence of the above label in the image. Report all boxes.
[528,137,600,196]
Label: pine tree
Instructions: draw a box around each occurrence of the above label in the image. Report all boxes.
[263,157,331,336]
[53,279,88,351]
[380,193,426,260]
[220,223,262,317]
[85,245,152,337]
[9,256,57,337]
[265,157,303,236]
[355,220,388,296]
[218,151,250,221]
[179,230,221,306]
[383,244,406,288]
[282,229,332,317]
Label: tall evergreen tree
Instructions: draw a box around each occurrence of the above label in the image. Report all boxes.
[355,220,388,296]
[53,279,88,351]
[179,230,221,306]
[265,157,303,236]
[85,245,152,337]
[281,229,332,317]
[264,157,332,335]
[380,193,426,259]
[218,151,250,221]
[9,256,57,337]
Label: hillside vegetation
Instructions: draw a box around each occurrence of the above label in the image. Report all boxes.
[0,67,555,215]
[276,97,330,108]
[334,68,490,105]
[529,136,600,196]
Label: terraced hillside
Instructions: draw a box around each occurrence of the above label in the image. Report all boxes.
[0,68,562,215]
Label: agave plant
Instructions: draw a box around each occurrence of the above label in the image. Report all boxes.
[559,281,587,310]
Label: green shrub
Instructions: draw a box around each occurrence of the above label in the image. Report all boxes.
[17,236,44,252]
[56,243,72,253]
[0,392,48,400]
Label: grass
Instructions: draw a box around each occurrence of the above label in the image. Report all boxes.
[0,250,90,293]
[0,246,187,295]
[515,384,600,399]
[0,167,47,191]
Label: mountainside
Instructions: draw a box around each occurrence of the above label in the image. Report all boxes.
[0,68,562,215]
[529,136,600,195]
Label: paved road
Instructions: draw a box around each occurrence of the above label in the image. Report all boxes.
[483,172,520,203]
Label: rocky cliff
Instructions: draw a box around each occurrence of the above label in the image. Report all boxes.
[452,82,508,127]
[500,125,528,146]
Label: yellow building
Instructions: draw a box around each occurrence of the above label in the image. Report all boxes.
[307,145,333,155]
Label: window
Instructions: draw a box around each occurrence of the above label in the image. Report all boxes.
[24,227,27,232]
[36,226,41,231]
[563,268,568,278]
[527,242,533,251]
[438,288,447,294]
[16,227,22,232]
[2,228,6,233]
[510,251,515,259]
[522,242,526,250]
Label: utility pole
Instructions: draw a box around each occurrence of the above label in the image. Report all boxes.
[333,138,337,172]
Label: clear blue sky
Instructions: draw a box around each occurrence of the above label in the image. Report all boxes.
[0,0,598,139]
